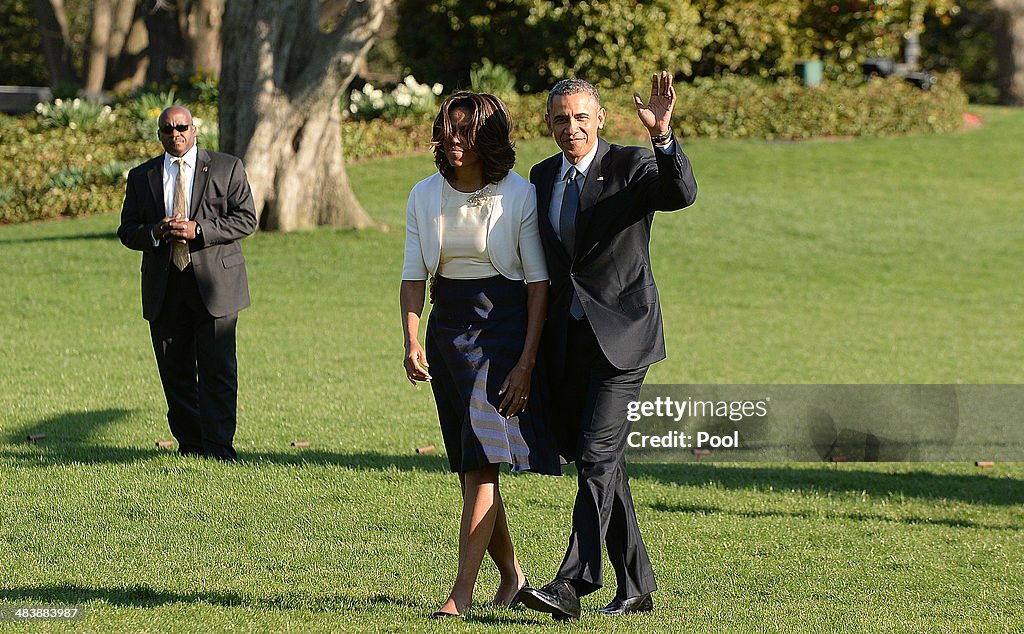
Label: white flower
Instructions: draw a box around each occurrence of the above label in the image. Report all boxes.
[54,98,64,107]
[432,83,444,95]
[72,98,81,108]
[395,92,412,107]
[69,122,77,130]
[349,103,358,113]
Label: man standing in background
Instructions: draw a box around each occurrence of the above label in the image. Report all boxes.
[118,105,257,461]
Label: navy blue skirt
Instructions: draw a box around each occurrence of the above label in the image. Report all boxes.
[426,275,561,475]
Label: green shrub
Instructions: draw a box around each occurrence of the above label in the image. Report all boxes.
[671,73,966,140]
[121,90,177,140]
[99,159,137,184]
[922,0,1001,104]
[794,0,959,77]
[190,114,219,151]
[48,166,85,190]
[184,69,219,105]
[342,73,967,161]
[690,0,803,78]
[0,0,47,85]
[539,0,708,89]
[0,112,151,224]
[396,0,965,92]
[470,59,517,96]
[346,76,443,122]
[0,73,968,224]
[34,98,115,131]
[397,0,708,92]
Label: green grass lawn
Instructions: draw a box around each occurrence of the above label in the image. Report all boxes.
[1,107,1022,632]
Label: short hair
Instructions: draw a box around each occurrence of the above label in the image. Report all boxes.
[546,78,601,113]
[432,92,515,185]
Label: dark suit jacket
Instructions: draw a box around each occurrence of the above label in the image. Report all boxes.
[530,136,697,375]
[118,148,258,321]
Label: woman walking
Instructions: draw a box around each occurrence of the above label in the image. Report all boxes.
[400,92,559,618]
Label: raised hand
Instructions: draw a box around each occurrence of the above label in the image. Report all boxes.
[633,70,676,137]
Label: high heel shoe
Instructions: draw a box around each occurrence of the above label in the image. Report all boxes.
[507,577,530,609]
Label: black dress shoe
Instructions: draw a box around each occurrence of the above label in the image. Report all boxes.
[596,593,654,616]
[518,579,581,620]
[429,611,461,619]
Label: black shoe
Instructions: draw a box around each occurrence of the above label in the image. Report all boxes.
[596,593,654,616]
[429,611,461,619]
[518,579,581,620]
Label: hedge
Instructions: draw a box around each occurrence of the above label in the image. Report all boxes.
[1,74,966,224]
[342,72,968,159]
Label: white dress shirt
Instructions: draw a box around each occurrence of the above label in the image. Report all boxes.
[151,145,198,246]
[163,144,198,217]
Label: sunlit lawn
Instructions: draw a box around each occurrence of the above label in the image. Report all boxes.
[0,107,1021,632]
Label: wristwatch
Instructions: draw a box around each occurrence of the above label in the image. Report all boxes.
[651,129,673,146]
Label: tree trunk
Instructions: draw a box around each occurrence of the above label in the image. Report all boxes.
[32,0,79,86]
[108,4,150,92]
[144,0,185,85]
[183,0,224,76]
[84,0,114,97]
[105,0,148,92]
[994,0,1024,105]
[220,0,389,231]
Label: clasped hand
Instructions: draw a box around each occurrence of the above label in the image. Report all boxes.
[154,217,197,242]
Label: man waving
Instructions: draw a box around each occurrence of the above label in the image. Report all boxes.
[519,71,698,619]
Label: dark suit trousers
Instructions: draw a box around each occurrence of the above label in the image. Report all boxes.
[149,266,238,460]
[555,318,656,598]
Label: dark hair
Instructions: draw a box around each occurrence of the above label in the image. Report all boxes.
[432,92,515,184]
[546,78,601,113]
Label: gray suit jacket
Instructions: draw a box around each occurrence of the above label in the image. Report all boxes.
[118,148,258,320]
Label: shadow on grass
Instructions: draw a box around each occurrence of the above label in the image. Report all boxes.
[4,410,449,473]
[6,408,135,445]
[0,231,117,244]
[631,463,1024,507]
[4,410,1020,505]
[0,584,427,613]
[649,502,1022,531]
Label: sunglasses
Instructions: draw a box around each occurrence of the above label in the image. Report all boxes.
[159,123,191,134]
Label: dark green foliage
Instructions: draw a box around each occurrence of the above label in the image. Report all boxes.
[922,0,1001,104]
[0,0,47,85]
[690,0,803,78]
[673,73,967,140]
[342,73,966,160]
[0,100,215,224]
[396,0,707,92]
